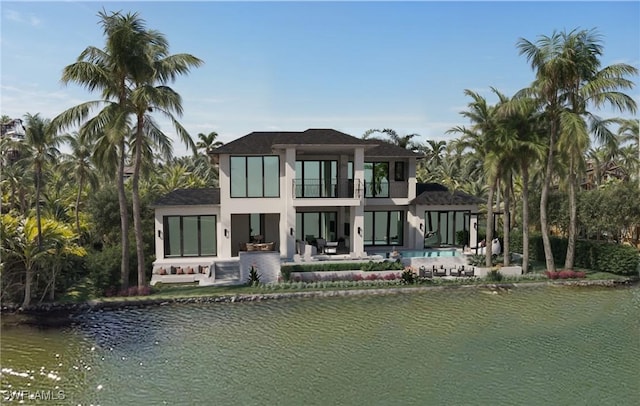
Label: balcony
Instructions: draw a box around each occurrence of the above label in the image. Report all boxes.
[363,181,408,198]
[293,178,362,199]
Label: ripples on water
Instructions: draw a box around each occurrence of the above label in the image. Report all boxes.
[1,287,639,405]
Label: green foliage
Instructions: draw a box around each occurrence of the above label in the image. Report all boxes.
[246,266,261,286]
[360,260,404,272]
[468,254,503,267]
[511,232,639,275]
[486,270,504,281]
[401,268,416,284]
[456,229,470,246]
[84,245,135,295]
[280,261,404,281]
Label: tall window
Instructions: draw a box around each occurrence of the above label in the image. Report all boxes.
[364,162,389,197]
[230,156,279,198]
[296,212,337,242]
[295,160,337,197]
[364,211,403,246]
[424,210,470,246]
[164,215,217,257]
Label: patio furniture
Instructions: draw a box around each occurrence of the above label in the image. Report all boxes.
[462,267,475,277]
[315,238,326,253]
[324,241,338,254]
[433,265,447,277]
[418,266,432,278]
[449,267,462,277]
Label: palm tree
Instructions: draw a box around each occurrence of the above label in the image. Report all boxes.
[498,96,546,272]
[363,128,421,149]
[449,88,510,268]
[21,113,63,249]
[1,214,85,307]
[616,118,639,188]
[61,131,99,238]
[518,28,637,271]
[196,131,224,155]
[128,20,202,289]
[54,11,201,289]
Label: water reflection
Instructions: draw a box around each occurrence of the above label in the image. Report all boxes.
[1,287,639,405]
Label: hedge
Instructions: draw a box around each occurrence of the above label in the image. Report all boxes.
[280,260,404,281]
[510,233,639,275]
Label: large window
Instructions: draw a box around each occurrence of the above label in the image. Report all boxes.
[230,156,279,198]
[164,215,217,257]
[364,211,403,246]
[295,160,337,197]
[424,210,470,247]
[296,212,337,242]
[364,162,389,197]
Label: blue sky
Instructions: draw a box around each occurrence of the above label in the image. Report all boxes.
[1,1,639,157]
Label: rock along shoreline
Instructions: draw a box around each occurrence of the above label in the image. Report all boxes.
[1,279,636,327]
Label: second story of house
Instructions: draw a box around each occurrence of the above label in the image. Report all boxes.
[210,129,424,213]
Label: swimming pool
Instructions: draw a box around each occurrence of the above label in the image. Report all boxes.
[378,249,460,258]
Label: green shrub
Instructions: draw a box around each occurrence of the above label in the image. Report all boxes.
[84,245,135,295]
[246,265,261,286]
[280,261,403,281]
[486,270,504,282]
[401,268,416,284]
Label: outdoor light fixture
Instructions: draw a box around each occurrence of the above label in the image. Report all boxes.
[357,226,362,236]
[224,229,229,238]
[474,222,478,230]
[290,227,294,236]
[157,230,162,239]
[419,223,423,231]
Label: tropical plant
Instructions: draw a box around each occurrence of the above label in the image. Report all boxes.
[516,28,638,271]
[196,131,224,155]
[54,10,202,289]
[1,214,85,307]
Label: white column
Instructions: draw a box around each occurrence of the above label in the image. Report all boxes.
[283,147,297,259]
[352,147,365,257]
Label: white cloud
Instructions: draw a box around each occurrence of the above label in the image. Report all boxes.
[4,10,41,27]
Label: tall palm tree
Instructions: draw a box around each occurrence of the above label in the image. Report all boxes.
[54,11,201,289]
[449,88,510,268]
[61,131,99,238]
[518,28,637,271]
[498,96,546,272]
[128,22,202,288]
[21,113,62,249]
[616,118,639,188]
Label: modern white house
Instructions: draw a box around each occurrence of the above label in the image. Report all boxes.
[151,129,483,285]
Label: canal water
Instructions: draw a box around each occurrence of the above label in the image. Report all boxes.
[1,286,639,405]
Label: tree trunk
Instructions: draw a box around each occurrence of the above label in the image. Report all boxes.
[35,163,43,249]
[132,115,146,289]
[22,267,33,308]
[485,178,496,268]
[503,174,511,266]
[521,164,530,273]
[117,138,130,290]
[564,163,577,270]
[540,126,557,272]
[75,174,84,240]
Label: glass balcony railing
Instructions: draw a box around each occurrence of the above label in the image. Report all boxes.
[293,178,361,199]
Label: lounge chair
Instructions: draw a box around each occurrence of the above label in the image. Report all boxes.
[462,267,475,277]
[433,265,447,277]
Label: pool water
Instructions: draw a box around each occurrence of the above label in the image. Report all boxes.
[379,249,459,258]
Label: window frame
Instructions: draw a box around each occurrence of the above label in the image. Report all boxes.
[163,215,217,258]
[230,155,280,198]
[363,210,404,246]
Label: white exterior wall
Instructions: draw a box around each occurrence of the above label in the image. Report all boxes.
[154,205,221,262]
